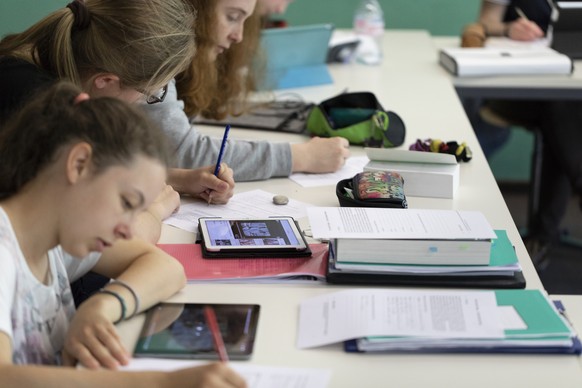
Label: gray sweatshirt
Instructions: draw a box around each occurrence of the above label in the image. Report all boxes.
[143,80,292,181]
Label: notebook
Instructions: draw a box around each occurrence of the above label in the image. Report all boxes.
[550,1,582,59]
[258,24,334,90]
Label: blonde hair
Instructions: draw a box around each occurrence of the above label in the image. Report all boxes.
[0,0,196,96]
[176,0,263,119]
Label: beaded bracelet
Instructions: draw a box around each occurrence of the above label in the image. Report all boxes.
[98,289,126,324]
[110,279,140,319]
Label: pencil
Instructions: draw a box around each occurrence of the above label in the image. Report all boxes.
[515,7,529,21]
[204,305,229,362]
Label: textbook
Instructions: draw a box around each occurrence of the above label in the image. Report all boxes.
[439,47,574,77]
[157,243,328,283]
[326,230,526,289]
[332,237,491,266]
[296,288,580,354]
[307,207,495,266]
[363,148,459,199]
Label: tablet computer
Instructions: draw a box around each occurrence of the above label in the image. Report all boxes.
[258,24,334,90]
[198,216,312,258]
[134,303,260,360]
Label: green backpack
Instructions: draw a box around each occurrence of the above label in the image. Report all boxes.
[306,92,405,148]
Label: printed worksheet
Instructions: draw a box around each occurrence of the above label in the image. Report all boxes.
[297,289,504,349]
[122,358,332,388]
[289,156,369,187]
[164,189,311,233]
[307,207,496,239]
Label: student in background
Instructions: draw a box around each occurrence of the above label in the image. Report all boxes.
[475,0,582,264]
[472,0,552,158]
[0,82,245,387]
[258,0,294,27]
[0,0,235,242]
[258,0,294,16]
[145,0,350,182]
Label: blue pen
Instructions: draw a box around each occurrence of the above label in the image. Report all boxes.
[213,124,230,176]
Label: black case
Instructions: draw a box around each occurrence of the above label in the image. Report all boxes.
[336,172,408,209]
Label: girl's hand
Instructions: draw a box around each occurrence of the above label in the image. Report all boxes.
[62,294,130,369]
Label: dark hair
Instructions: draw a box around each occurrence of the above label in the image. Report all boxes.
[0,0,196,96]
[0,81,170,200]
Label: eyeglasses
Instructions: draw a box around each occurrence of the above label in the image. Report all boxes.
[140,84,168,105]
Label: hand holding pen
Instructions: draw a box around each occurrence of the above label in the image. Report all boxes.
[208,125,231,204]
[508,6,544,41]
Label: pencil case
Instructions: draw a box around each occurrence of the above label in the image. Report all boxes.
[336,171,408,208]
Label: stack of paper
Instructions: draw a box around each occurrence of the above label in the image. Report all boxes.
[296,289,580,354]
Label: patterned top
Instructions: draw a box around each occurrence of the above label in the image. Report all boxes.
[0,207,99,365]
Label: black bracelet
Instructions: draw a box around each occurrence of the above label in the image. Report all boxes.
[98,289,126,324]
[109,279,140,319]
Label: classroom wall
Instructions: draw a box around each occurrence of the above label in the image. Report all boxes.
[283,0,481,36]
[0,0,482,37]
[0,0,68,37]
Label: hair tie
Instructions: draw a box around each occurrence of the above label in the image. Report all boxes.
[73,92,90,105]
[66,0,91,32]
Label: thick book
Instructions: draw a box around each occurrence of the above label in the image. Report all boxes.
[157,243,328,283]
[364,148,459,199]
[344,290,581,355]
[326,230,526,289]
[333,237,490,266]
[439,47,574,77]
[334,229,516,270]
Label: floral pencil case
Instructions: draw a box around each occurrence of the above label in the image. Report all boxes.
[336,171,408,208]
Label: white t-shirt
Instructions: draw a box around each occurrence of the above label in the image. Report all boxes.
[0,207,100,365]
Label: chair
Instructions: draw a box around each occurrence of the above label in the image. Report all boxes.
[523,127,582,269]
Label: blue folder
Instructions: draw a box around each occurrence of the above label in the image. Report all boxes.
[258,24,334,90]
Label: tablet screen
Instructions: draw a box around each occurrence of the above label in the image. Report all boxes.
[200,217,307,251]
[134,303,260,360]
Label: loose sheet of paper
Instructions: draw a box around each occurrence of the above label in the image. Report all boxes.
[289,156,369,188]
[297,289,504,348]
[164,189,311,233]
[307,207,496,239]
[122,358,332,388]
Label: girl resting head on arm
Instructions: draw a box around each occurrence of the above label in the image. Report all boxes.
[0,81,245,388]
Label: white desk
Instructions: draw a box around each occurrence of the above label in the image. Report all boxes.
[120,31,582,387]
[192,30,541,290]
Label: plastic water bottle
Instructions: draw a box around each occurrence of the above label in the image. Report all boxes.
[353,0,385,65]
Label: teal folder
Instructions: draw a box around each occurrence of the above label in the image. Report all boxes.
[345,289,581,354]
